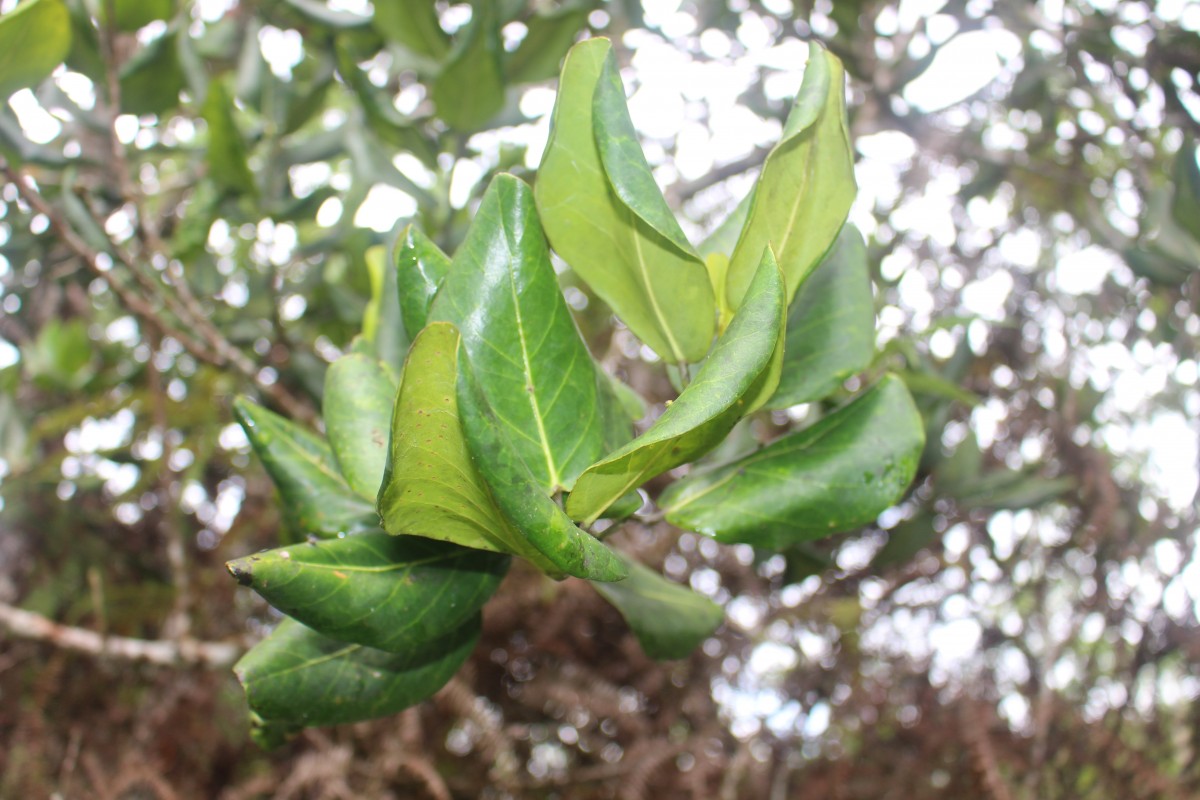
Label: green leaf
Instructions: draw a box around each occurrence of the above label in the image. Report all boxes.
[23,317,94,391]
[362,245,409,377]
[0,0,70,101]
[948,468,1075,511]
[233,397,376,537]
[201,80,255,195]
[107,0,174,32]
[226,533,508,652]
[566,248,786,525]
[767,223,875,408]
[591,555,723,660]
[372,0,449,59]
[724,42,856,312]
[504,3,590,83]
[873,510,937,568]
[456,345,628,582]
[661,375,925,548]
[323,353,395,500]
[896,369,981,407]
[395,224,451,341]
[118,28,185,116]
[281,0,370,28]
[235,616,477,735]
[377,323,531,558]
[430,1,505,130]
[1171,136,1200,243]
[429,174,619,493]
[536,38,715,365]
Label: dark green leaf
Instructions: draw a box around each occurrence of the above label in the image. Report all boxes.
[372,0,449,59]
[873,511,937,568]
[0,0,70,100]
[235,616,477,734]
[565,248,786,525]
[768,223,874,408]
[108,0,174,32]
[323,353,395,500]
[395,225,451,341]
[456,345,627,582]
[536,38,714,364]
[377,323,542,562]
[724,42,856,312]
[661,375,924,548]
[429,174,620,493]
[949,469,1075,510]
[202,80,255,195]
[505,3,590,83]
[226,533,508,652]
[233,397,376,537]
[591,555,723,660]
[1171,137,1200,243]
[430,2,505,130]
[118,27,185,116]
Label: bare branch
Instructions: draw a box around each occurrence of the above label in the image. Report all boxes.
[0,601,242,668]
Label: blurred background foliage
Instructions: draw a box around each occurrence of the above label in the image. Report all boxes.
[1,0,1199,797]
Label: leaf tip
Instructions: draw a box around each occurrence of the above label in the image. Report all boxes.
[226,558,254,587]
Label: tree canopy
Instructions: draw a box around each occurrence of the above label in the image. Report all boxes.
[1,0,1199,797]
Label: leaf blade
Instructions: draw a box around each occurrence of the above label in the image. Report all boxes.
[591,556,723,660]
[226,533,508,652]
[0,0,70,101]
[323,353,395,500]
[565,248,786,524]
[725,42,856,310]
[536,38,714,364]
[395,225,451,341]
[661,375,925,548]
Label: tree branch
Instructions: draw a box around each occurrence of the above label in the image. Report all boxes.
[0,601,242,668]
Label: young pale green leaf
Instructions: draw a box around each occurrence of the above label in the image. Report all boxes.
[456,346,627,582]
[395,225,451,341]
[323,354,394,500]
[767,224,875,408]
[430,2,505,130]
[201,80,255,195]
[0,0,70,101]
[536,38,714,365]
[233,397,376,537]
[372,0,449,60]
[377,323,560,575]
[236,616,477,735]
[591,556,723,660]
[504,3,590,83]
[724,42,856,312]
[429,174,622,493]
[565,249,786,525]
[226,533,508,652]
[661,375,925,548]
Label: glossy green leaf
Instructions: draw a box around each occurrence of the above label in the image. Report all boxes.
[767,224,874,408]
[536,38,714,365]
[505,3,590,83]
[233,397,376,537]
[591,555,723,660]
[430,2,505,130]
[226,533,508,652]
[201,80,255,195]
[395,225,451,341]
[456,346,627,582]
[323,354,395,500]
[429,174,620,493]
[661,375,924,548]
[725,42,856,311]
[236,616,477,735]
[372,0,449,59]
[118,28,185,116]
[377,323,531,559]
[566,249,786,525]
[0,0,70,100]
